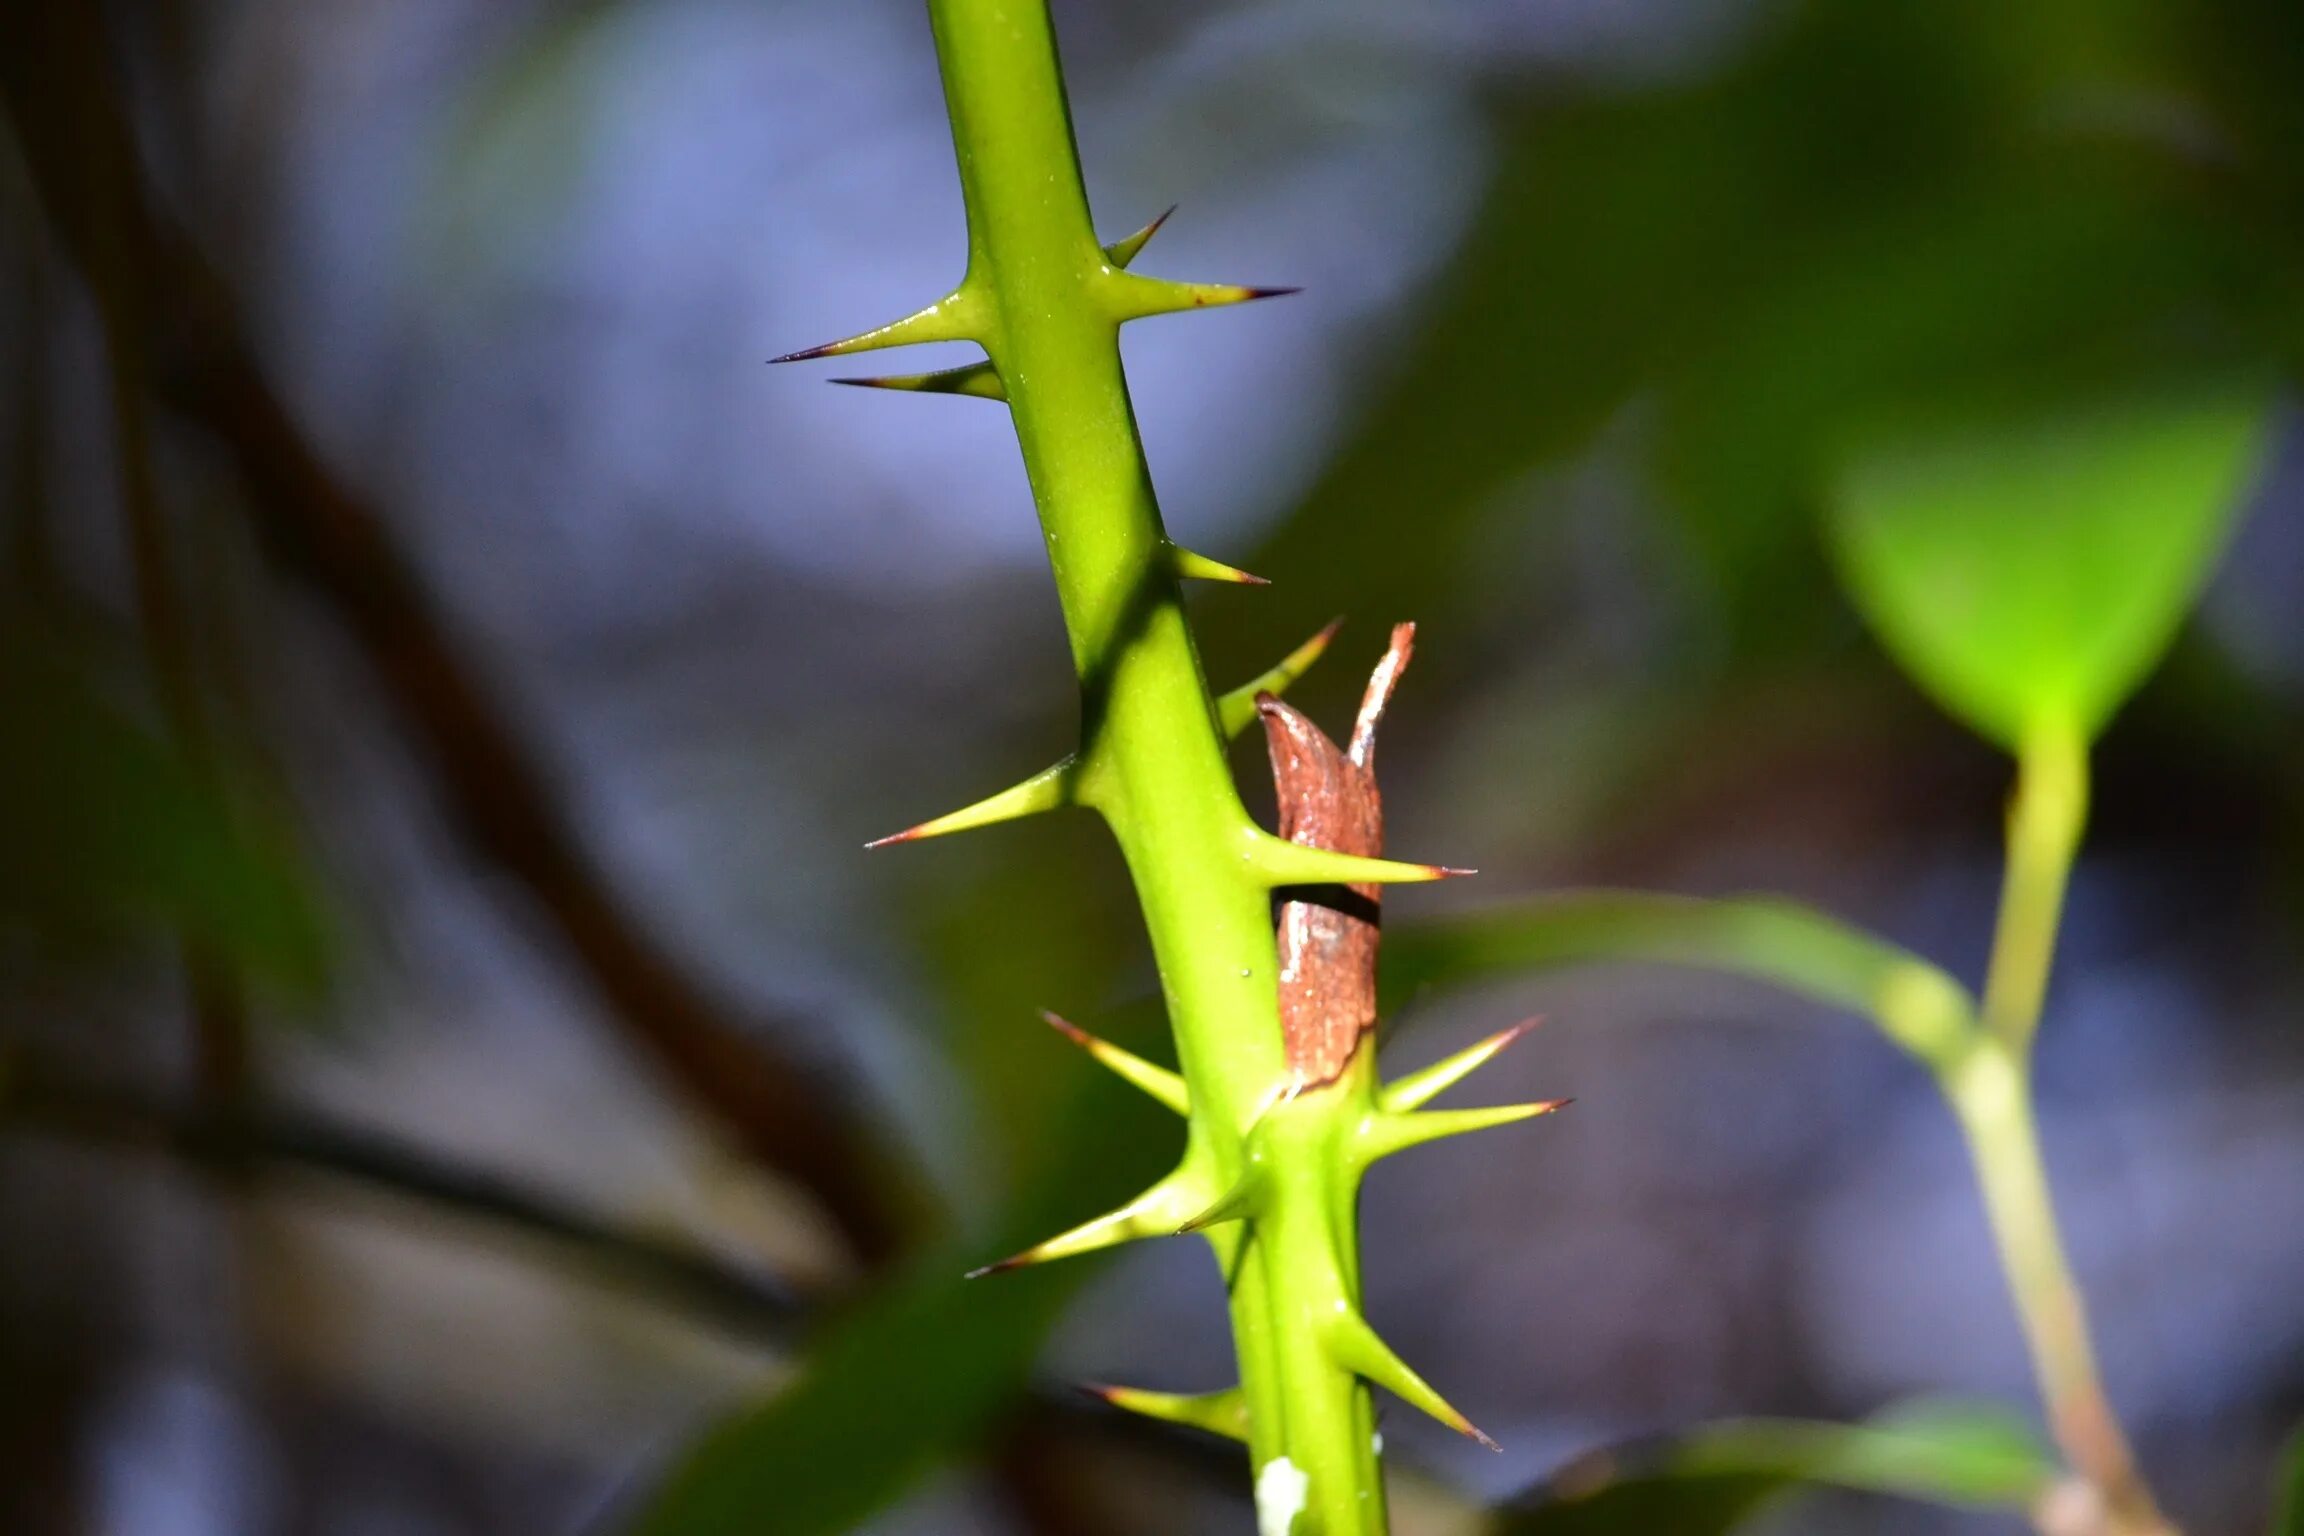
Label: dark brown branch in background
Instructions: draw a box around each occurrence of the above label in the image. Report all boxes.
[0,0,921,1267]
[82,76,257,1107]
[3,1056,1233,1536]
[2,1060,809,1343]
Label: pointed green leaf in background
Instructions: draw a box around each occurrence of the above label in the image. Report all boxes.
[1825,373,2274,752]
[1489,1400,2055,1535]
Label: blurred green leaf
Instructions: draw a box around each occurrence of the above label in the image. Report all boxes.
[626,1254,1076,1536]
[1491,1400,2054,1535]
[625,998,1176,1536]
[626,641,1190,1535]
[424,0,636,279]
[0,622,330,997]
[1826,373,2274,752]
[1215,0,2298,690]
[2274,1423,2304,1536]
[1384,890,1977,1069]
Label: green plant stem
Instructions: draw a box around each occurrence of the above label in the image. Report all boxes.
[923,2,1383,1527]
[1948,723,2169,1536]
[1380,780,2167,1534]
[1981,723,2087,1051]
[1945,1041,2161,1534]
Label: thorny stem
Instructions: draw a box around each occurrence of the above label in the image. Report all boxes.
[922,2,1378,1525]
[1950,723,2171,1536]
[909,3,1521,1529]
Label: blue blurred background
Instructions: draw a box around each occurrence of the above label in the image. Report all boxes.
[3,0,2302,1532]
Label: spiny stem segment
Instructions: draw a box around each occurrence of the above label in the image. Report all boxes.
[826,207,1176,400]
[862,620,1338,850]
[794,2,1557,1527]
[950,637,1557,1508]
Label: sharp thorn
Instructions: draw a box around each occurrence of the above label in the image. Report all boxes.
[1243,828,1472,888]
[1216,618,1344,738]
[966,1167,1207,1275]
[828,362,1006,401]
[1170,544,1270,585]
[1103,204,1177,269]
[1362,1099,1571,1164]
[1381,1017,1543,1113]
[1173,1172,1260,1235]
[770,289,980,363]
[1328,1310,1499,1451]
[1082,1382,1250,1444]
[865,758,1077,849]
[1106,274,1304,322]
[1040,1010,1189,1115]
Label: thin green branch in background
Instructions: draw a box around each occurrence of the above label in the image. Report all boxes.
[1385,890,1977,1071]
[1951,725,2166,1536]
[1981,724,2087,1052]
[1492,1400,2055,1535]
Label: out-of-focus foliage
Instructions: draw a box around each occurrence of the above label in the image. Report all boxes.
[0,618,328,998]
[1383,892,1975,1067]
[1221,0,2304,678]
[5,0,2302,1532]
[626,799,1166,1533]
[629,1053,1174,1536]
[1493,1401,2053,1535]
[1828,375,2272,751]
[2276,1426,2304,1536]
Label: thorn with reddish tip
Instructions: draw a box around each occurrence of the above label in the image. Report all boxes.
[1326,1308,1500,1451]
[1104,271,1303,322]
[965,1165,1210,1277]
[865,758,1078,849]
[1381,1018,1542,1113]
[1169,544,1269,585]
[1040,1010,1189,1115]
[1241,825,1473,889]
[769,288,982,364]
[1215,618,1344,737]
[1102,205,1177,269]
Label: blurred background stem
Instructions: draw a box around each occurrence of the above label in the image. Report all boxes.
[1982,725,2086,1053]
[1948,725,2170,1536]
